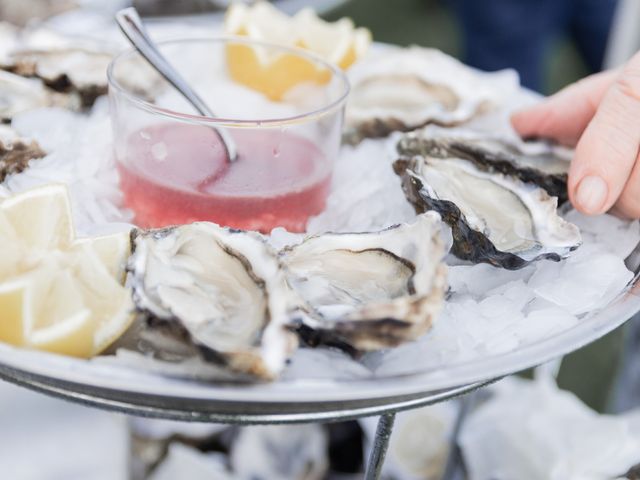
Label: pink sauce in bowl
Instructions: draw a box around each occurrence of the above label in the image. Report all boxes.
[117,123,332,232]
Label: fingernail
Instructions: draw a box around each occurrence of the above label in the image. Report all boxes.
[576,175,608,214]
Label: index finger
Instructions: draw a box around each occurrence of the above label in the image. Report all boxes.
[569,52,640,215]
[511,70,617,146]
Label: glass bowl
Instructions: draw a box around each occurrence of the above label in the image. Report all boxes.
[107,37,350,232]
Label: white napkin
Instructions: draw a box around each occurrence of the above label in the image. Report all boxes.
[460,377,640,480]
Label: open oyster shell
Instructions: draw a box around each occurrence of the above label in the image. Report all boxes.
[398,127,571,204]
[345,47,519,143]
[127,216,450,378]
[0,124,46,182]
[395,141,581,270]
[281,212,448,355]
[0,70,77,121]
[0,25,119,109]
[0,26,162,109]
[127,223,300,381]
[2,48,113,108]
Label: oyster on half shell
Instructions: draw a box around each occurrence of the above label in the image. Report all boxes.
[0,26,165,108]
[345,47,519,143]
[398,127,572,203]
[281,212,448,355]
[0,70,77,121]
[127,223,300,381]
[394,140,581,270]
[126,215,450,379]
[2,48,113,108]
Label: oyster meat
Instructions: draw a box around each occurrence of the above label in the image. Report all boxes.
[345,47,519,143]
[398,127,572,203]
[0,124,46,182]
[127,223,300,381]
[281,212,448,355]
[395,138,581,270]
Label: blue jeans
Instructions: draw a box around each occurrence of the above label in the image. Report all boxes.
[449,0,618,91]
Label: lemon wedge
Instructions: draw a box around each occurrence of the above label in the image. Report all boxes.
[0,185,134,358]
[2,183,74,250]
[224,2,371,100]
[294,8,371,69]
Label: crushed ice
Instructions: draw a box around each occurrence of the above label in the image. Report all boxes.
[1,100,133,234]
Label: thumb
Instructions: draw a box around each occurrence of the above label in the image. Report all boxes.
[569,52,640,215]
[511,70,616,146]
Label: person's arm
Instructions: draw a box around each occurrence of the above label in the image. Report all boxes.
[511,51,640,218]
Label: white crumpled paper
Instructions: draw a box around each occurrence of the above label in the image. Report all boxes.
[460,377,640,480]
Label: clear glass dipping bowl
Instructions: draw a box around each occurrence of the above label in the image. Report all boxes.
[108,37,350,232]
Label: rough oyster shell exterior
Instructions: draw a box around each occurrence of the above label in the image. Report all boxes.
[398,127,571,203]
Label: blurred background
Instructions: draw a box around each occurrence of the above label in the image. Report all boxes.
[0,0,639,479]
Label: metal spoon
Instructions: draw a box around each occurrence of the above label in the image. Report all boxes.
[115,7,238,162]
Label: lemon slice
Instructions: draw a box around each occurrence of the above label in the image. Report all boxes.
[224,2,371,100]
[226,2,294,48]
[0,185,134,358]
[0,210,22,278]
[294,8,371,69]
[73,231,131,280]
[1,183,74,250]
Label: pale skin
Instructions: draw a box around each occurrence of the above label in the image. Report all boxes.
[511,50,640,219]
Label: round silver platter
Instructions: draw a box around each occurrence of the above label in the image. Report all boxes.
[0,267,638,424]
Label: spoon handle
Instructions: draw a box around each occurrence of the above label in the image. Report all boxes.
[115,7,237,161]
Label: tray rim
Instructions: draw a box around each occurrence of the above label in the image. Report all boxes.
[0,276,637,416]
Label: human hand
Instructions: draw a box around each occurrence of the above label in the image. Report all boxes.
[511,51,640,218]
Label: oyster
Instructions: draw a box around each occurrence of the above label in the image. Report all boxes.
[345,47,519,143]
[394,142,581,270]
[398,127,571,203]
[127,223,300,380]
[2,48,113,107]
[281,213,448,355]
[0,70,76,121]
[0,124,46,181]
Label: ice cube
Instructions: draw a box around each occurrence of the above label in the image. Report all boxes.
[528,246,633,315]
[448,263,535,297]
[565,209,640,260]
